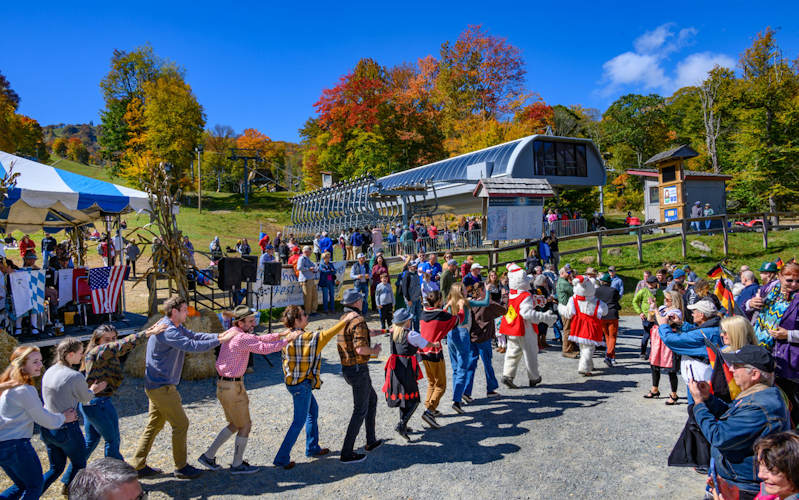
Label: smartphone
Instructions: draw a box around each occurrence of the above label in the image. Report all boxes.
[689,364,696,382]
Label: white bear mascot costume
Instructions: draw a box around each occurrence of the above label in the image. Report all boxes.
[499,263,558,387]
[561,275,608,376]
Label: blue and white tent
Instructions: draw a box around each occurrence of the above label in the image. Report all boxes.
[0,151,150,233]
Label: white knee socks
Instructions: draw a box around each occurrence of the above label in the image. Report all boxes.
[205,427,234,459]
[233,436,248,467]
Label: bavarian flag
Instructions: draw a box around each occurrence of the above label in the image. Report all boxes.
[704,336,740,402]
[714,278,736,316]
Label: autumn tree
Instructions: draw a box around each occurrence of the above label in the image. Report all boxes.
[0,72,48,161]
[699,67,736,173]
[52,137,68,157]
[602,94,669,168]
[202,124,236,191]
[66,137,89,164]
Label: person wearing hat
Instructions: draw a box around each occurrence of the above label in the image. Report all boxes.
[690,201,703,232]
[632,275,664,359]
[400,259,423,330]
[200,306,300,474]
[595,273,621,367]
[584,267,598,285]
[259,244,276,266]
[440,259,458,301]
[297,246,319,317]
[337,288,385,463]
[462,262,483,290]
[758,261,779,289]
[22,250,39,270]
[607,266,624,296]
[689,344,790,497]
[666,268,686,292]
[273,306,358,469]
[703,203,715,234]
[382,308,428,442]
[350,253,370,315]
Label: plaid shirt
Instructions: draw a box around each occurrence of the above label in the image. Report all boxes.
[337,308,371,366]
[282,319,348,388]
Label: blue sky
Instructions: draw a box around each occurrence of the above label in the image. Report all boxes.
[2,1,797,143]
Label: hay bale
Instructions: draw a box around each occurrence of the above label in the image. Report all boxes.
[0,331,19,372]
[124,310,223,380]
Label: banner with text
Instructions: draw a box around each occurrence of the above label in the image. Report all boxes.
[486,197,544,241]
[252,261,348,309]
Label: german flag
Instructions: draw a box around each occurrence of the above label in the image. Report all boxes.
[704,336,740,402]
[707,264,723,279]
[714,278,736,316]
[776,257,785,270]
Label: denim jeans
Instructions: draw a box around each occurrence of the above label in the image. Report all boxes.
[409,299,422,331]
[341,363,377,458]
[464,340,499,396]
[690,221,701,232]
[355,282,369,314]
[320,283,335,312]
[64,397,122,483]
[448,327,472,403]
[40,421,87,494]
[0,438,43,500]
[273,381,321,466]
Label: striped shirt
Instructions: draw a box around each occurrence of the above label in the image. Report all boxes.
[282,319,349,388]
[216,326,288,378]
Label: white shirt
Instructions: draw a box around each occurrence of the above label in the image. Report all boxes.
[0,384,65,441]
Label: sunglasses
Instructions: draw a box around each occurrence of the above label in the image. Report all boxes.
[784,279,799,284]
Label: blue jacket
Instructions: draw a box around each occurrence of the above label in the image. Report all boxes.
[318,236,334,255]
[145,319,220,389]
[350,231,363,247]
[658,315,722,360]
[736,283,759,312]
[694,385,790,493]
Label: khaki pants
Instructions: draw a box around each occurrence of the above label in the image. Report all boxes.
[423,359,446,411]
[502,334,540,382]
[217,379,251,428]
[132,385,189,470]
[561,316,578,355]
[301,279,318,314]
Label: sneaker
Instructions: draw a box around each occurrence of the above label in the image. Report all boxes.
[430,409,442,417]
[529,377,542,387]
[462,394,474,404]
[395,424,411,442]
[639,354,648,360]
[137,465,163,478]
[365,439,384,452]
[198,453,222,471]
[501,376,518,389]
[174,464,203,479]
[230,461,259,475]
[421,410,440,429]
[604,357,613,368]
[340,453,367,464]
[451,402,465,414]
[486,391,500,398]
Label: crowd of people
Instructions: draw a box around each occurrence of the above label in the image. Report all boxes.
[3,231,799,499]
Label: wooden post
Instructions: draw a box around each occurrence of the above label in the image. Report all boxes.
[722,215,729,257]
[147,274,158,317]
[636,227,643,263]
[681,220,688,260]
[763,212,769,249]
[491,241,499,270]
[596,231,603,267]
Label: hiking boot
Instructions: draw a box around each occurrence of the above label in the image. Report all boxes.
[137,465,163,478]
[340,453,367,464]
[230,461,259,475]
[462,394,474,404]
[198,453,222,471]
[421,410,440,429]
[501,376,518,389]
[451,402,465,414]
[174,464,203,479]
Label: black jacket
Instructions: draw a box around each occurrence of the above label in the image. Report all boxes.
[595,284,621,320]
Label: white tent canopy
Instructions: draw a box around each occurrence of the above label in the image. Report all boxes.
[0,151,151,233]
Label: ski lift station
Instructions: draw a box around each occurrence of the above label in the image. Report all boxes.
[287,134,606,238]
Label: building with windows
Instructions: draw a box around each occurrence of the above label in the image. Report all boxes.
[376,134,606,213]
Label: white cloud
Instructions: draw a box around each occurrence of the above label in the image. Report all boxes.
[674,52,736,88]
[599,24,733,95]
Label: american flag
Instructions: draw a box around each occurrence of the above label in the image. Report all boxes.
[89,266,125,314]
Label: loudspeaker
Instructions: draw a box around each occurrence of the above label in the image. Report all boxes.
[241,255,258,282]
[262,262,282,286]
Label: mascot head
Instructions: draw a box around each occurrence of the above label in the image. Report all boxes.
[572,274,595,298]
[507,263,530,291]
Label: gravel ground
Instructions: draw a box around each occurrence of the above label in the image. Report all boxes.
[2,316,706,499]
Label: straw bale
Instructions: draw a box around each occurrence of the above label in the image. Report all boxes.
[0,331,19,372]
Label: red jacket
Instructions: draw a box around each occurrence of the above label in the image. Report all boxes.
[419,306,464,361]
[259,234,270,252]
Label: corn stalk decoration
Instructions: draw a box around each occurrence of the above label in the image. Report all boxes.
[0,162,19,210]
[128,161,190,301]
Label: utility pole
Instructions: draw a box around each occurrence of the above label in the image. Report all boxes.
[195,145,203,212]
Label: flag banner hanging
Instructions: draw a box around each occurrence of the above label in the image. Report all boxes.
[89,265,125,314]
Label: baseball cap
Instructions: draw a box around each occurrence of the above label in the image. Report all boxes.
[721,344,775,373]
[646,275,658,284]
[356,252,365,258]
[471,263,483,270]
[608,266,616,272]
[687,299,718,316]
[673,269,686,279]
[585,267,597,276]
[760,262,778,273]
[599,273,611,283]
[447,259,458,266]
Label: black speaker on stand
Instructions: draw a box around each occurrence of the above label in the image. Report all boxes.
[262,262,283,335]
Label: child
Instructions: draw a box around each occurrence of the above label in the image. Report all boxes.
[375,273,395,330]
[421,270,439,296]
[418,291,464,429]
[382,308,428,442]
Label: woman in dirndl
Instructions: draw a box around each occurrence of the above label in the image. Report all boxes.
[382,308,428,442]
